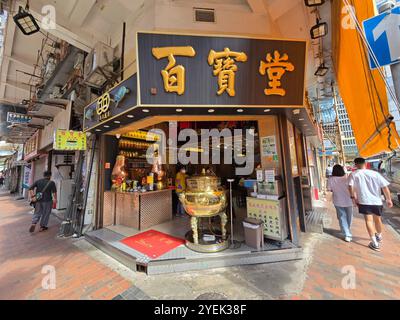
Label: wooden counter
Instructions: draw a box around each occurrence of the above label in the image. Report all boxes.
[103,189,173,230]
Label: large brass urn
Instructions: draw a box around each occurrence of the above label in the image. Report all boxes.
[179,173,227,217]
[178,171,229,253]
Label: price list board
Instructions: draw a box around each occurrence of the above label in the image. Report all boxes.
[246,197,284,241]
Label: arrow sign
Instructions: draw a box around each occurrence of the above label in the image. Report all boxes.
[363,6,400,69]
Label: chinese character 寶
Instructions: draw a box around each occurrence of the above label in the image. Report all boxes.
[152,46,196,95]
[259,50,295,96]
[208,48,247,97]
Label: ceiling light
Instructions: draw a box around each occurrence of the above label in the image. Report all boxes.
[176,109,183,113]
[310,19,328,39]
[304,0,325,7]
[299,118,304,121]
[264,109,271,112]
[293,109,301,115]
[208,109,215,113]
[142,109,150,113]
[104,125,110,128]
[237,109,244,113]
[114,121,121,124]
[315,63,329,77]
[95,129,101,132]
[13,6,40,36]
[127,115,134,118]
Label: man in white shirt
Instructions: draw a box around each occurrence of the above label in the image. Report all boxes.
[349,158,393,252]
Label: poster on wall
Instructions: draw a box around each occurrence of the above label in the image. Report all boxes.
[261,136,278,162]
[247,197,284,241]
[54,130,87,151]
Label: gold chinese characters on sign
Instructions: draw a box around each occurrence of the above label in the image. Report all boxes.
[97,92,111,121]
[208,48,247,97]
[151,46,296,97]
[152,46,196,95]
[259,51,295,97]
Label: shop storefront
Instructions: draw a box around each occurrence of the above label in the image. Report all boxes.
[83,32,318,274]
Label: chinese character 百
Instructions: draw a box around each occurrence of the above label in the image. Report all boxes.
[152,46,196,95]
[208,48,247,97]
[259,50,295,96]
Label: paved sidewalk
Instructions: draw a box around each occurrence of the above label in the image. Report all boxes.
[0,192,132,300]
[0,191,399,300]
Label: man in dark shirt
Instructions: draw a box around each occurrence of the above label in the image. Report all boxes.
[29,171,57,233]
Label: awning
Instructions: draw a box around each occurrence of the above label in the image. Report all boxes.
[332,0,400,158]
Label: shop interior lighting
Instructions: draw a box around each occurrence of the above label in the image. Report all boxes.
[237,109,244,113]
[304,0,325,7]
[142,109,150,113]
[13,4,40,36]
[315,63,329,77]
[114,120,121,124]
[176,109,183,112]
[264,109,271,113]
[208,109,215,113]
[293,109,301,115]
[310,19,328,39]
[127,115,134,118]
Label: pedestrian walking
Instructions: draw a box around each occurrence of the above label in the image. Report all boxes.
[349,158,393,252]
[28,171,57,233]
[327,164,354,242]
[0,172,4,188]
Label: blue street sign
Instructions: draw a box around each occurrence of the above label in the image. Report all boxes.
[363,6,400,69]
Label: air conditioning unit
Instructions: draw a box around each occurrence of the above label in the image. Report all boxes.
[84,42,115,88]
[54,154,74,167]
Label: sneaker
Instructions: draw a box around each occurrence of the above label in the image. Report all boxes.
[29,224,36,233]
[39,227,49,232]
[344,236,352,243]
[368,242,381,252]
[375,233,383,243]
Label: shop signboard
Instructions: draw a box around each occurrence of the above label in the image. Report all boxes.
[7,112,32,125]
[137,32,306,107]
[246,197,284,241]
[24,131,40,161]
[54,130,87,151]
[83,75,138,131]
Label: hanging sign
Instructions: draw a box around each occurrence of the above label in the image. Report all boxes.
[7,112,32,124]
[54,130,87,151]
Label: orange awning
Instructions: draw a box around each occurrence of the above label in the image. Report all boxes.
[332,0,400,157]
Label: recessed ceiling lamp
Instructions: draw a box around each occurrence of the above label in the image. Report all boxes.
[237,109,244,113]
[208,109,215,113]
[114,121,121,124]
[142,109,150,113]
[104,125,110,128]
[310,19,328,39]
[293,109,301,115]
[176,109,183,113]
[264,109,271,113]
[315,63,329,77]
[95,129,101,132]
[304,0,325,7]
[13,3,40,36]
[127,115,134,118]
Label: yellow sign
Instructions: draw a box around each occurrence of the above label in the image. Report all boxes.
[152,46,196,95]
[122,131,160,141]
[54,130,87,151]
[246,197,282,239]
[259,51,295,96]
[208,48,247,97]
[96,92,111,121]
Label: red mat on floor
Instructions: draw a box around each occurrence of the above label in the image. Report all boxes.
[120,230,185,259]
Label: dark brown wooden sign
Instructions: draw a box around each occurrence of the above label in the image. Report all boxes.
[137,32,307,107]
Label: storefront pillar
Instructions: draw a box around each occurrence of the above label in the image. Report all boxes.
[278,114,300,246]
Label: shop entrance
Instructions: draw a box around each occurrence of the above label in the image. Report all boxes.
[86,115,305,274]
